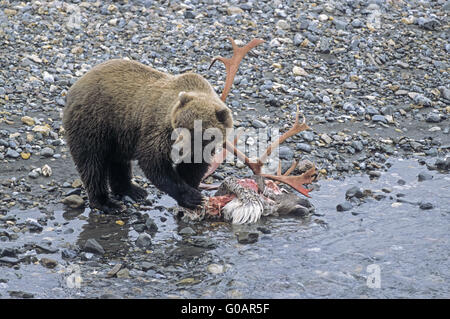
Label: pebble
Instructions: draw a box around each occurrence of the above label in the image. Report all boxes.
[21,116,35,126]
[293,66,308,76]
[62,195,85,209]
[279,146,294,160]
[40,147,54,158]
[345,186,364,199]
[145,217,158,233]
[419,202,434,210]
[179,227,196,235]
[135,233,152,249]
[418,172,433,182]
[236,232,259,244]
[83,239,105,255]
[116,268,130,279]
[336,202,353,212]
[40,258,58,269]
[207,264,225,274]
[6,149,20,158]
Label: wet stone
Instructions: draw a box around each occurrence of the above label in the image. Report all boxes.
[368,171,381,178]
[435,157,450,171]
[140,261,153,272]
[419,202,434,210]
[40,147,54,158]
[116,268,130,279]
[6,149,20,158]
[0,257,20,265]
[26,219,43,232]
[179,227,196,235]
[133,223,146,233]
[83,238,105,255]
[106,263,122,278]
[62,195,84,209]
[418,172,433,182]
[236,232,259,244]
[145,217,158,233]
[136,233,152,249]
[336,202,353,212]
[40,258,58,269]
[296,143,312,153]
[9,291,34,298]
[61,249,77,259]
[372,115,387,123]
[345,186,364,199]
[425,113,441,123]
[279,146,294,160]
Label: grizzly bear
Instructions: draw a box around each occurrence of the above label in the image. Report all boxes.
[63,59,233,213]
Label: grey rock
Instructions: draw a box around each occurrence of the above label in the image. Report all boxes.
[425,113,441,123]
[62,195,84,209]
[0,257,20,265]
[252,119,267,128]
[136,233,152,249]
[413,94,432,107]
[279,146,294,160]
[333,18,347,30]
[296,143,311,153]
[40,258,58,269]
[372,115,387,123]
[26,219,43,232]
[40,147,54,158]
[336,202,353,212]
[236,232,259,244]
[6,149,20,158]
[346,186,364,199]
[293,33,303,46]
[435,157,450,170]
[418,172,433,181]
[343,82,358,89]
[351,18,363,28]
[84,238,105,255]
[141,261,153,271]
[179,227,196,235]
[145,217,158,233]
[352,141,364,152]
[419,202,434,210]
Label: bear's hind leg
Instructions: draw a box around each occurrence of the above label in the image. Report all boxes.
[75,154,125,214]
[108,160,148,201]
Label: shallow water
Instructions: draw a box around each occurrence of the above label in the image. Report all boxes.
[0,158,448,298]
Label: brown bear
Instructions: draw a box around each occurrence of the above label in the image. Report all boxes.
[63,59,233,213]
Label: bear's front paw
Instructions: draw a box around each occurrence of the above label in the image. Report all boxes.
[177,187,204,210]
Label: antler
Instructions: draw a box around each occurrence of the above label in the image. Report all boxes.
[202,37,264,181]
[209,37,264,102]
[201,37,316,197]
[224,105,315,196]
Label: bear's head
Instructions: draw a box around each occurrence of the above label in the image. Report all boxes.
[170,91,233,148]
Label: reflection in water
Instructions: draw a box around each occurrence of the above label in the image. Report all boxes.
[1,158,448,298]
[76,211,131,256]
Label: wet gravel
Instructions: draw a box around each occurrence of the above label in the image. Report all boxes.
[0,0,449,298]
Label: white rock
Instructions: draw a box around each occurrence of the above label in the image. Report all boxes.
[41,164,52,177]
[293,66,308,76]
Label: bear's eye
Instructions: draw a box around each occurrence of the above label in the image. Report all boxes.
[216,108,229,123]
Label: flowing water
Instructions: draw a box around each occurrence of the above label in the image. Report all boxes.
[0,158,448,298]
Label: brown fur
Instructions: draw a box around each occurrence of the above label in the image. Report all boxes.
[63,59,233,212]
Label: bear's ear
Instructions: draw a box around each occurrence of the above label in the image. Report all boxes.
[216,108,229,123]
[178,91,195,107]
